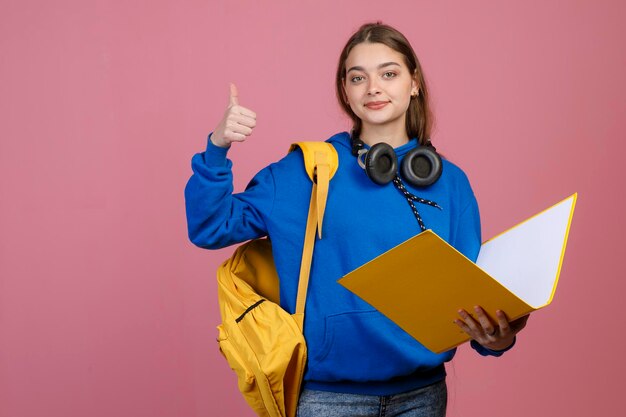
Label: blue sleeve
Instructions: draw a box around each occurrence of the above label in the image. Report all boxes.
[184,134,275,249]
[471,337,517,357]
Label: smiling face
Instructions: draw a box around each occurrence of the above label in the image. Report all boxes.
[342,42,419,145]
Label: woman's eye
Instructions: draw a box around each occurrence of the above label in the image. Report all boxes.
[350,75,364,83]
[383,71,397,79]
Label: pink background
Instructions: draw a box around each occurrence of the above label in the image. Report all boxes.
[1,1,624,416]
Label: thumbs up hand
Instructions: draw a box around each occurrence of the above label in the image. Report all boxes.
[210,83,257,148]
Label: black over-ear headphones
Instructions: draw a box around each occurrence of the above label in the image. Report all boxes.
[351,137,443,187]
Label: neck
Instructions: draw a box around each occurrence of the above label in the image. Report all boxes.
[358,123,410,148]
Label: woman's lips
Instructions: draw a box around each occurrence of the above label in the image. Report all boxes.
[364,101,389,110]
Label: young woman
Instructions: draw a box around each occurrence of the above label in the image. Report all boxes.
[186,22,529,417]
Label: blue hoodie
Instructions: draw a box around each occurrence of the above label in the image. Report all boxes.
[185,131,512,395]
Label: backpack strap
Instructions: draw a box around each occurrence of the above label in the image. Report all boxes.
[290,142,339,183]
[288,142,338,326]
[289,142,338,238]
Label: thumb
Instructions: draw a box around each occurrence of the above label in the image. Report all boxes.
[229,83,239,106]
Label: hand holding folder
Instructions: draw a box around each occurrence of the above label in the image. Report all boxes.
[454,305,529,352]
[338,194,577,354]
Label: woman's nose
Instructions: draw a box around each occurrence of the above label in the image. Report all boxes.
[367,79,381,95]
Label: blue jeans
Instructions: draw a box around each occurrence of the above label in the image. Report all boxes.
[296,379,447,417]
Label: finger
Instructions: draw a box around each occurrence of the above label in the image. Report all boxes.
[517,314,531,329]
[473,306,496,337]
[225,121,253,137]
[458,309,481,334]
[495,310,511,335]
[453,319,471,335]
[224,131,247,143]
[234,124,253,137]
[230,105,257,119]
[509,313,530,333]
[226,117,253,134]
[230,113,257,129]
[229,83,239,107]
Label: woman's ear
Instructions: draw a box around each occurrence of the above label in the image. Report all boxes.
[411,72,420,96]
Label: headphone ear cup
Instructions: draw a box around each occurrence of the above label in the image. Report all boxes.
[365,143,398,185]
[401,147,443,187]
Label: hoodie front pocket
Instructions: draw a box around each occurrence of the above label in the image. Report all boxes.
[308,310,437,382]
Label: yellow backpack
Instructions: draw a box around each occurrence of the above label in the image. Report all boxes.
[216,142,339,417]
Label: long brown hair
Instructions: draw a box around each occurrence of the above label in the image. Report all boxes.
[335,22,434,146]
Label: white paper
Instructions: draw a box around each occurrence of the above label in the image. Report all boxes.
[476,195,575,308]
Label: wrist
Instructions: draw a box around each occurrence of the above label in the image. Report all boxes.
[485,336,517,353]
[471,337,516,357]
[209,133,230,149]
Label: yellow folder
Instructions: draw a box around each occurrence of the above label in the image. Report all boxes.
[338,194,577,354]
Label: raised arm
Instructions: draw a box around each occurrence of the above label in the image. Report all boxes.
[184,84,274,249]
